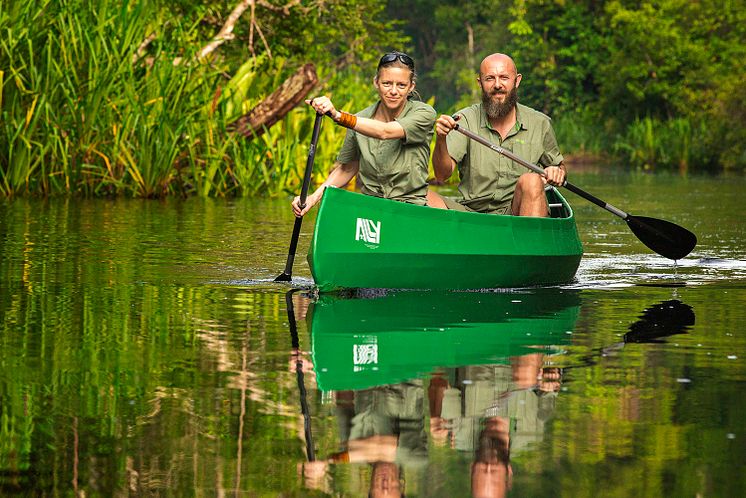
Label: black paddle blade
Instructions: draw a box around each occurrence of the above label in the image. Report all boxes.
[626,215,697,260]
[274,272,292,282]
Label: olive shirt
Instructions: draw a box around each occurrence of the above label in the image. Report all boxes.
[337,99,436,206]
[446,102,564,214]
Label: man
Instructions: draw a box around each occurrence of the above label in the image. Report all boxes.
[428,53,566,217]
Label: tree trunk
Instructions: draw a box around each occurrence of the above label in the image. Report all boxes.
[229,63,318,138]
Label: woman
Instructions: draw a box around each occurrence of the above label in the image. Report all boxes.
[292,51,436,217]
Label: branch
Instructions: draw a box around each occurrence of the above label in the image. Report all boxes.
[228,63,318,139]
[132,32,157,64]
[197,0,254,61]
[257,0,305,15]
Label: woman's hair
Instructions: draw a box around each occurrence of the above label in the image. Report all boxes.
[376,51,420,100]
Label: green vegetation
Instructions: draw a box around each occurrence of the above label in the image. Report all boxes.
[0,0,401,197]
[1,0,744,197]
[390,0,746,173]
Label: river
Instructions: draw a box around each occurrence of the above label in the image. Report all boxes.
[1,170,745,496]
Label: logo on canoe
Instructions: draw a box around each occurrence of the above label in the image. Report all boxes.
[353,342,378,372]
[355,218,381,245]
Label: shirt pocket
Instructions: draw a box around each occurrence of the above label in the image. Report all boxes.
[511,140,543,167]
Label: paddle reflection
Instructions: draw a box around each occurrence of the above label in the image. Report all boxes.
[292,288,580,497]
[624,299,695,343]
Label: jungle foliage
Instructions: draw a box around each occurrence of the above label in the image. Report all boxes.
[1,0,744,197]
[0,0,404,197]
[389,0,746,172]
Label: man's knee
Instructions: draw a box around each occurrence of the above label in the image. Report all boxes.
[426,189,448,209]
[516,173,545,197]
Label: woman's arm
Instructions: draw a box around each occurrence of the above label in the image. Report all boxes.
[291,160,360,217]
[307,97,405,140]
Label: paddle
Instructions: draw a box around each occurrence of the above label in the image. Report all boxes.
[286,289,316,461]
[275,111,325,282]
[453,122,697,260]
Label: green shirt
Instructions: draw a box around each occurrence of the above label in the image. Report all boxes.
[446,103,564,213]
[337,99,436,206]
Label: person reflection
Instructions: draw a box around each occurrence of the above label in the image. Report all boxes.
[428,352,562,497]
[369,461,405,498]
[300,381,425,496]
[471,416,512,498]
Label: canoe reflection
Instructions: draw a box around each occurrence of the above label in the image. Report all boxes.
[298,289,580,497]
[308,289,581,391]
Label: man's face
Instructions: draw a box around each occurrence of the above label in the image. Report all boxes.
[478,58,521,119]
[471,461,512,498]
[370,462,403,498]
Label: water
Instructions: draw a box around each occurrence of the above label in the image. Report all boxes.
[1,171,745,497]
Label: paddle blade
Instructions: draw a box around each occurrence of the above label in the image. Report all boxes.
[626,215,697,260]
[274,272,292,282]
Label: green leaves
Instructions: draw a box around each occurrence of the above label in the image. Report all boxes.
[0,0,407,197]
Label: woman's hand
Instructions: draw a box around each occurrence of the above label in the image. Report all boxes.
[291,189,322,217]
[305,96,338,120]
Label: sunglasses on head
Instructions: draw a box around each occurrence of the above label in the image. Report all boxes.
[378,52,414,69]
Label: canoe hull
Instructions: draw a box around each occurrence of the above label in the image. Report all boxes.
[308,187,583,291]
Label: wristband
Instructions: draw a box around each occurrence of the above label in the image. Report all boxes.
[337,111,357,129]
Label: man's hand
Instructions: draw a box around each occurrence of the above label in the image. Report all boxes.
[543,165,566,187]
[435,114,460,138]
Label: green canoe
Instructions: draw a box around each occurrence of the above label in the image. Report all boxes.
[308,187,583,292]
[309,289,580,391]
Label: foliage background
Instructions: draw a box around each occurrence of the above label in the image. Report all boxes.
[1,0,744,198]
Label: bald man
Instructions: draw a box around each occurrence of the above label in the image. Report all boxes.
[428,53,566,217]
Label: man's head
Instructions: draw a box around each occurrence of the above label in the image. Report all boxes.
[369,462,404,498]
[471,417,513,498]
[478,53,522,120]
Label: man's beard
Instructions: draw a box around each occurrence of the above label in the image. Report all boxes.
[482,86,518,119]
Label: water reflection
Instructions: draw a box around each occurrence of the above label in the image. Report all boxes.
[292,289,580,497]
[287,290,316,463]
[624,299,695,343]
[309,289,579,391]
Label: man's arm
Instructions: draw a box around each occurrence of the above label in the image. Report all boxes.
[432,114,458,182]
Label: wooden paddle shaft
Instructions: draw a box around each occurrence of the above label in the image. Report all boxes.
[298,112,325,209]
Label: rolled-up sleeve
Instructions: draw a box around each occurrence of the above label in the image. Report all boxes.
[540,121,564,167]
[397,103,436,145]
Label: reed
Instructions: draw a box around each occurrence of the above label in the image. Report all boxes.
[0,1,367,198]
[613,117,708,172]
[553,108,607,157]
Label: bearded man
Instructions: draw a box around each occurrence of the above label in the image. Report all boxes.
[428,53,566,216]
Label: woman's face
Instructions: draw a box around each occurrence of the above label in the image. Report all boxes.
[374,66,414,113]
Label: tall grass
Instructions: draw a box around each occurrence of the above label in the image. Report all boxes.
[552,109,714,173]
[553,108,608,159]
[0,0,366,198]
[613,117,710,173]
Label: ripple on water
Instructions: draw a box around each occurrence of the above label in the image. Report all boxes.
[570,252,746,290]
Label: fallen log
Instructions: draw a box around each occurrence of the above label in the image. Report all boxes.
[229,63,318,139]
